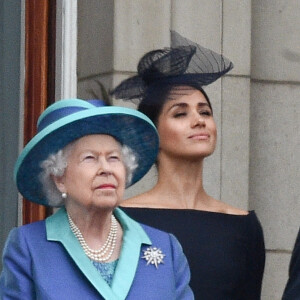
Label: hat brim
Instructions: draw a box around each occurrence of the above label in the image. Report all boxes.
[14,106,159,206]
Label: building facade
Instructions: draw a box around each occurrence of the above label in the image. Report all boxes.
[1,1,299,299]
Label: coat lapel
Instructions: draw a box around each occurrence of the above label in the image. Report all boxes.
[111,208,151,297]
[46,207,151,300]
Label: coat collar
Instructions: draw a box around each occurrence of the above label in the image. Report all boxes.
[46,207,151,300]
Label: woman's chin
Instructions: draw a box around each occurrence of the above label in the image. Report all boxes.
[92,193,122,210]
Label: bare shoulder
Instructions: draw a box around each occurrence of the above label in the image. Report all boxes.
[226,206,249,216]
[220,202,248,216]
[207,197,249,216]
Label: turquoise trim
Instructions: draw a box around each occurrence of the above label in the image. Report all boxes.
[46,207,151,300]
[14,98,159,208]
[14,105,157,181]
[111,208,151,298]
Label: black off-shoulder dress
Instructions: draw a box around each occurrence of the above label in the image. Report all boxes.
[121,207,265,300]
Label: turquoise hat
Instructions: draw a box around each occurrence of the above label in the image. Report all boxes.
[14,99,159,206]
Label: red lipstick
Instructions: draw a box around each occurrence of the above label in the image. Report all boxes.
[97,184,116,189]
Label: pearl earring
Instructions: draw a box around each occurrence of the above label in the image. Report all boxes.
[62,192,67,199]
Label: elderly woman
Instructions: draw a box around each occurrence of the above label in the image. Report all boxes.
[0,99,194,300]
[112,31,265,299]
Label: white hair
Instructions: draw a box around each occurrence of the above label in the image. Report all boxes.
[39,142,138,207]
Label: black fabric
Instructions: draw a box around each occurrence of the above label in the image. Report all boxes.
[121,207,265,300]
[111,31,233,102]
[282,227,300,300]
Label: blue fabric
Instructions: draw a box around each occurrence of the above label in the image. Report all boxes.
[38,100,106,131]
[44,207,151,298]
[38,106,88,132]
[92,260,118,286]
[0,208,194,300]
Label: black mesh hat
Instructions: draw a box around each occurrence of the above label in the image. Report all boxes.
[111,31,234,102]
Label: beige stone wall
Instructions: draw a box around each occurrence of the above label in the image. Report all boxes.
[251,1,300,298]
[77,1,300,298]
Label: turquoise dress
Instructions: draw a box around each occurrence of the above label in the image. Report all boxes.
[92,260,118,286]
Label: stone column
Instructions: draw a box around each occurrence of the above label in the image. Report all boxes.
[251,0,300,298]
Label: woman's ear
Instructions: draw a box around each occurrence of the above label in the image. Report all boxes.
[52,174,66,193]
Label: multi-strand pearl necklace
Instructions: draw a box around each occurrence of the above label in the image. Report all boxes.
[67,213,118,262]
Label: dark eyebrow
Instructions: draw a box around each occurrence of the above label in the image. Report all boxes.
[167,102,211,113]
[167,103,188,112]
[197,103,211,109]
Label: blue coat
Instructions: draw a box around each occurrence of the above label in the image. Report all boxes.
[0,208,193,300]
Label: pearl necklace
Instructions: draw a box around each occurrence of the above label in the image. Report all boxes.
[67,212,118,262]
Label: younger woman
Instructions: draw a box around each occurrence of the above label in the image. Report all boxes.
[112,31,265,299]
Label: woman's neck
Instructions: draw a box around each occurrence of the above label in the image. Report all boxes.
[122,152,249,215]
[156,155,209,208]
[122,154,212,210]
[160,153,204,183]
[123,153,248,215]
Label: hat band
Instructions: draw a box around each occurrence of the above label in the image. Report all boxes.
[38,106,88,132]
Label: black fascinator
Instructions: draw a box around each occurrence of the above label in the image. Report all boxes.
[111,31,233,101]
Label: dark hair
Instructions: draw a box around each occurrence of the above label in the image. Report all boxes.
[138,83,212,126]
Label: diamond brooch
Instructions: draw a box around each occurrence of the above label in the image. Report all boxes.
[142,247,165,269]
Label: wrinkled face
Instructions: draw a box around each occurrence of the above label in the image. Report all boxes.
[157,88,217,160]
[55,134,126,212]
